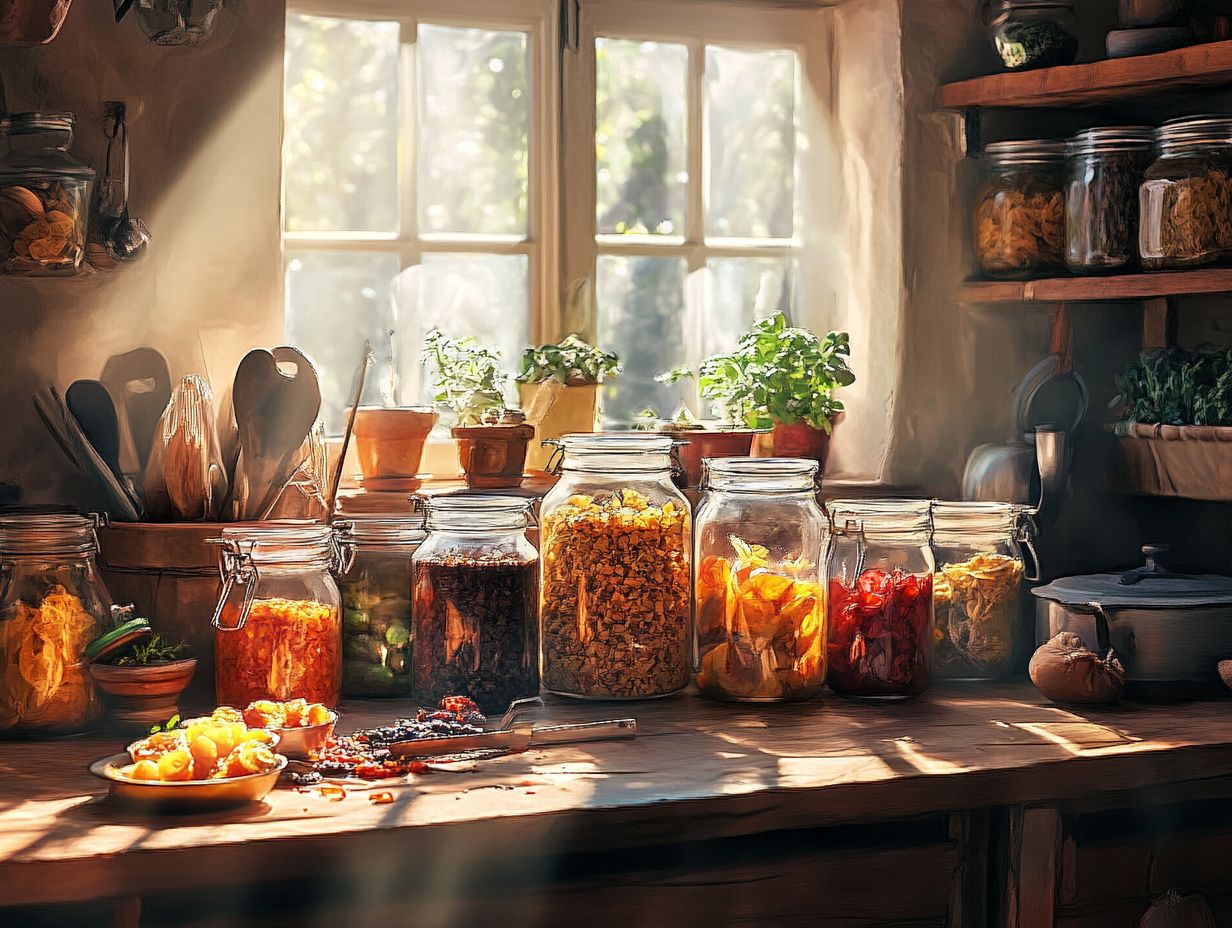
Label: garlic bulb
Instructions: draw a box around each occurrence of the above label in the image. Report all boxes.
[1029,631,1125,705]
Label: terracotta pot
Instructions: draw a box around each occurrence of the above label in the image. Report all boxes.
[452,422,535,488]
[753,419,837,468]
[0,0,72,46]
[519,382,601,472]
[89,658,198,732]
[662,426,760,487]
[353,407,438,490]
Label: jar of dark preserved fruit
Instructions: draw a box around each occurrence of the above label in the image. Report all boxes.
[1065,127,1154,274]
[411,496,539,714]
[976,140,1067,279]
[985,0,1079,71]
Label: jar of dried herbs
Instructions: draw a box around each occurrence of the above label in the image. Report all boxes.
[1140,116,1232,270]
[540,434,692,700]
[412,496,539,714]
[931,502,1037,681]
[1065,127,1155,274]
[976,140,1067,279]
[984,0,1079,71]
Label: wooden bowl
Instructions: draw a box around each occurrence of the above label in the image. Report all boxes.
[89,658,198,730]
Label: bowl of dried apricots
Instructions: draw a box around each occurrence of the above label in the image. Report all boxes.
[242,698,337,760]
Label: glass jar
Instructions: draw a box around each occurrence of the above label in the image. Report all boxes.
[976,140,1067,279]
[540,434,692,699]
[412,496,538,714]
[0,113,94,277]
[931,502,1037,681]
[825,499,934,700]
[1140,116,1232,270]
[984,0,1079,71]
[0,514,108,736]
[1065,127,1155,274]
[335,514,424,698]
[211,524,342,708]
[134,0,227,46]
[694,458,827,702]
[1119,0,1188,28]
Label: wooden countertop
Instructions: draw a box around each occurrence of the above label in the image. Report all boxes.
[3,683,1232,908]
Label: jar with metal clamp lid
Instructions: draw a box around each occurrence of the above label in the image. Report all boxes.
[0,513,108,735]
[211,524,342,707]
[825,499,935,700]
[335,513,425,698]
[694,458,827,702]
[931,501,1038,681]
[976,140,1067,279]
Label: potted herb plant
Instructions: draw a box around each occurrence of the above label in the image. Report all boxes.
[423,329,534,488]
[88,613,196,732]
[517,335,620,472]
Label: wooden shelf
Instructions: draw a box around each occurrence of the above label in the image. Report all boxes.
[959,268,1232,303]
[937,40,1232,109]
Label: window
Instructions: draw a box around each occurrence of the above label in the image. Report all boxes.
[283,0,829,431]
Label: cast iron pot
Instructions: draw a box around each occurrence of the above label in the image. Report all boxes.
[1032,544,1232,699]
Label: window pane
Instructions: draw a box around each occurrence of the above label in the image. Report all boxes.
[596,39,688,237]
[285,251,399,434]
[597,256,687,424]
[703,258,793,359]
[705,46,797,239]
[284,15,400,234]
[400,253,529,401]
[418,26,529,236]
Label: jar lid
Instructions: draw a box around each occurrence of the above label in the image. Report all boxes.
[556,432,677,474]
[931,501,1020,541]
[984,139,1067,166]
[216,523,334,566]
[828,498,931,536]
[424,495,533,533]
[702,457,818,493]
[1067,126,1155,155]
[0,112,95,181]
[1155,115,1232,151]
[0,513,98,556]
[337,516,426,548]
[985,0,1075,10]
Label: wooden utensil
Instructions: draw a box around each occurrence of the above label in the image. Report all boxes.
[327,342,373,519]
[66,380,124,484]
[100,347,172,477]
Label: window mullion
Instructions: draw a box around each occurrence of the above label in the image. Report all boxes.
[400,17,419,258]
[686,38,705,271]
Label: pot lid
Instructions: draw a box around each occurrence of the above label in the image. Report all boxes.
[1032,544,1232,608]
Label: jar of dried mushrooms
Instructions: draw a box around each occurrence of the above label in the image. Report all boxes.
[976,140,1066,279]
[540,434,692,700]
[1140,116,1232,270]
[1065,127,1154,274]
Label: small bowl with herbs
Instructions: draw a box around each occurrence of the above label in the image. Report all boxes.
[87,607,196,733]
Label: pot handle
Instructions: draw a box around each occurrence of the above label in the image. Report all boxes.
[1085,600,1115,659]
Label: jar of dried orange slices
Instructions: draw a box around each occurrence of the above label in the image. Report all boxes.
[694,458,827,702]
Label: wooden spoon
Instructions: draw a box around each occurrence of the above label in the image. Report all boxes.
[66,380,124,485]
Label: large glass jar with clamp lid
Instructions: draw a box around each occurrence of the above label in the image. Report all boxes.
[212,524,342,707]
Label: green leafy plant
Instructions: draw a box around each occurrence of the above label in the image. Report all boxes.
[422,329,511,426]
[655,362,754,426]
[110,634,191,668]
[516,335,621,385]
[149,713,182,735]
[1112,347,1232,427]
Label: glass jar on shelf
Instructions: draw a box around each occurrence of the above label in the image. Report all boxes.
[976,140,1067,279]
[0,113,94,277]
[1140,116,1232,270]
[694,458,827,702]
[335,513,425,698]
[825,499,935,700]
[0,514,109,736]
[1065,127,1155,275]
[411,496,538,714]
[211,524,342,708]
[133,0,227,46]
[984,0,1079,71]
[931,502,1038,681]
[540,434,692,700]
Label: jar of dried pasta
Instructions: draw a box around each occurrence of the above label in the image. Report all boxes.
[1140,116,1232,270]
[931,501,1037,681]
[976,140,1066,279]
[540,434,692,699]
[0,514,109,736]
[211,524,342,707]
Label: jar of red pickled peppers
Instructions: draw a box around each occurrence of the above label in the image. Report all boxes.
[211,524,342,707]
[825,499,935,700]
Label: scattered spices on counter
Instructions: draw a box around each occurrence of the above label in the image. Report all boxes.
[1140,170,1232,269]
[933,553,1023,678]
[369,791,395,805]
[540,490,691,699]
[827,568,932,698]
[313,699,486,779]
[977,187,1065,276]
[340,555,413,697]
[695,537,825,701]
[0,182,87,275]
[215,597,342,708]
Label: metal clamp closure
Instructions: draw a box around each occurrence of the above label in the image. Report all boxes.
[209,538,259,632]
[1016,508,1041,582]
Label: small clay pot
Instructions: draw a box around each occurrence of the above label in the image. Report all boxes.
[452,422,535,489]
[753,418,837,468]
[89,658,198,732]
[354,407,438,490]
[661,425,760,487]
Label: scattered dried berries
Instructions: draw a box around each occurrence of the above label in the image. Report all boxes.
[540,490,691,699]
[215,597,342,708]
[827,568,933,699]
[933,553,1023,679]
[977,185,1065,278]
[314,699,487,779]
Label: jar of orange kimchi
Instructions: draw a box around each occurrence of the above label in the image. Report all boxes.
[211,524,342,707]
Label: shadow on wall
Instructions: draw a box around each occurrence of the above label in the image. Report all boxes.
[0,0,286,508]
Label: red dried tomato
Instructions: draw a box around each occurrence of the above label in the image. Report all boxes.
[827,568,932,698]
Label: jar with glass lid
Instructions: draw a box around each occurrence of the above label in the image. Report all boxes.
[412,496,538,714]
[211,524,342,707]
[825,499,935,700]
[335,513,425,698]
[976,140,1066,279]
[984,0,1079,70]
[931,502,1038,681]
[0,514,108,735]
[539,434,691,699]
[1140,116,1232,270]
[0,113,94,276]
[694,458,827,702]
[1065,127,1155,274]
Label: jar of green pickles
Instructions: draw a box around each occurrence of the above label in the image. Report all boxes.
[335,514,425,697]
